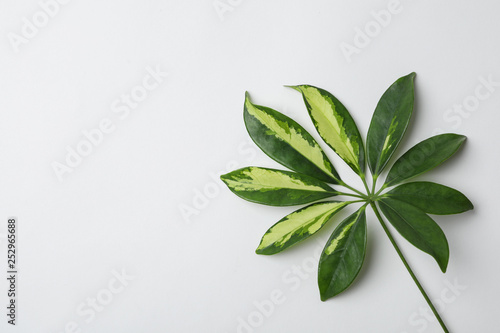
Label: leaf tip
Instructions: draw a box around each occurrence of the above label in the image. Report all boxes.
[244,92,255,113]
[439,255,449,273]
[319,289,329,302]
[319,289,336,301]
[450,133,467,152]
[219,172,230,183]
[465,198,474,211]
[255,247,273,255]
[285,85,302,92]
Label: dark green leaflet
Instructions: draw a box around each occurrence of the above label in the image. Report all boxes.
[378,198,449,272]
[384,182,473,215]
[384,134,466,187]
[367,73,415,176]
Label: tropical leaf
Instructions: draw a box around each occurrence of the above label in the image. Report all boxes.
[318,206,367,301]
[384,134,466,186]
[256,201,348,255]
[384,182,473,215]
[378,198,449,272]
[289,85,365,175]
[220,167,337,206]
[221,74,473,330]
[244,92,340,183]
[367,73,416,176]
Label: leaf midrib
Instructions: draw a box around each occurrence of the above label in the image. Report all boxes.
[228,178,335,193]
[374,115,398,174]
[305,92,359,171]
[276,207,341,243]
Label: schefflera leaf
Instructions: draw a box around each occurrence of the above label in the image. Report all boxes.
[384,134,466,187]
[288,85,365,176]
[378,198,449,272]
[318,206,367,301]
[384,182,473,215]
[256,201,348,255]
[220,167,338,206]
[244,92,340,184]
[367,73,416,176]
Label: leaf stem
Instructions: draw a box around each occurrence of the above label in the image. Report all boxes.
[371,174,378,195]
[336,191,366,199]
[374,183,388,197]
[338,181,366,197]
[360,174,371,195]
[370,202,450,333]
[346,199,367,205]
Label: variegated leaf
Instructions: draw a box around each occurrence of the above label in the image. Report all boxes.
[378,198,449,272]
[289,85,365,175]
[384,182,473,215]
[256,201,348,255]
[367,73,416,177]
[384,134,466,187]
[318,206,367,301]
[220,167,337,206]
[244,93,340,183]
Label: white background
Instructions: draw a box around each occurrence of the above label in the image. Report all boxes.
[0,0,499,332]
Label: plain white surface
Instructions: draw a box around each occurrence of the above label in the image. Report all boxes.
[0,0,499,332]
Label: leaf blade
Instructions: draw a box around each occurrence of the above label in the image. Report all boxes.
[367,73,416,176]
[256,201,348,255]
[289,85,365,175]
[384,182,473,215]
[318,206,367,301]
[220,167,337,206]
[384,134,466,186]
[378,198,449,272]
[244,92,340,183]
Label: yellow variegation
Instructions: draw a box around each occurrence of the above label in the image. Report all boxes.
[256,201,348,255]
[324,208,364,255]
[220,167,337,206]
[223,167,323,192]
[325,220,355,255]
[289,85,365,175]
[244,93,340,183]
[379,120,399,165]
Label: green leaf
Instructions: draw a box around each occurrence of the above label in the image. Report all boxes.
[384,134,466,187]
[244,92,340,184]
[256,201,348,255]
[220,167,337,206]
[367,73,416,176]
[384,182,473,215]
[318,206,367,301]
[288,85,365,175]
[378,198,449,272]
